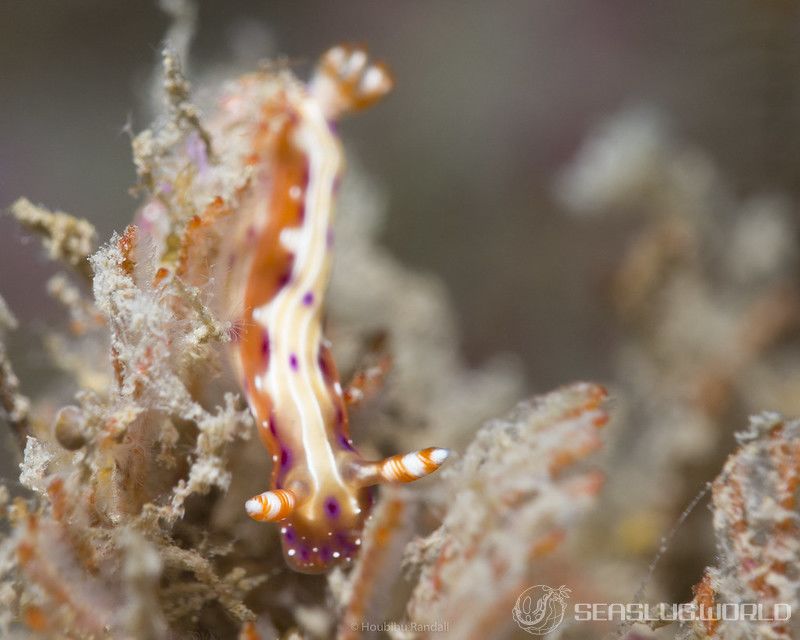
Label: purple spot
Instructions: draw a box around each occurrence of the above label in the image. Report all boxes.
[280,447,291,470]
[301,166,310,188]
[338,433,355,452]
[302,291,314,306]
[299,547,311,562]
[297,201,305,223]
[268,411,278,436]
[289,354,298,370]
[246,225,257,242]
[326,227,334,248]
[332,174,341,192]
[260,333,270,359]
[284,527,296,543]
[328,120,338,135]
[318,349,332,380]
[227,254,236,268]
[319,546,333,562]
[335,532,357,554]
[324,497,340,519]
[278,267,292,288]
[335,405,345,427]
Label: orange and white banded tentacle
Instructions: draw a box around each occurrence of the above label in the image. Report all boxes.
[245,489,297,522]
[357,447,451,484]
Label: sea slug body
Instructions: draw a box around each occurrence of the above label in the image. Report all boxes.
[204,46,450,572]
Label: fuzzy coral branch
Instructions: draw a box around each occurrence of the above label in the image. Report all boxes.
[89,231,252,522]
[0,295,30,448]
[46,273,105,336]
[688,412,800,640]
[402,382,608,639]
[9,198,96,281]
[334,488,418,640]
[161,47,213,157]
[133,47,214,196]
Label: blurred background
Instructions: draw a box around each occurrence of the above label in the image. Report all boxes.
[3,1,800,616]
[3,0,800,390]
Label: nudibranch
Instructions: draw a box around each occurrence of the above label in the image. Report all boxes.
[203,46,450,573]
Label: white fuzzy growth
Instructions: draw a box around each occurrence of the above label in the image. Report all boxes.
[19,436,55,495]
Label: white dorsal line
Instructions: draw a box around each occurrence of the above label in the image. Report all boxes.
[252,88,346,507]
[286,99,341,500]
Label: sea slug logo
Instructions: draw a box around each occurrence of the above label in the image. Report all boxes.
[512,584,571,635]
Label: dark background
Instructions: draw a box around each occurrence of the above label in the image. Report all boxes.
[2,0,800,391]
